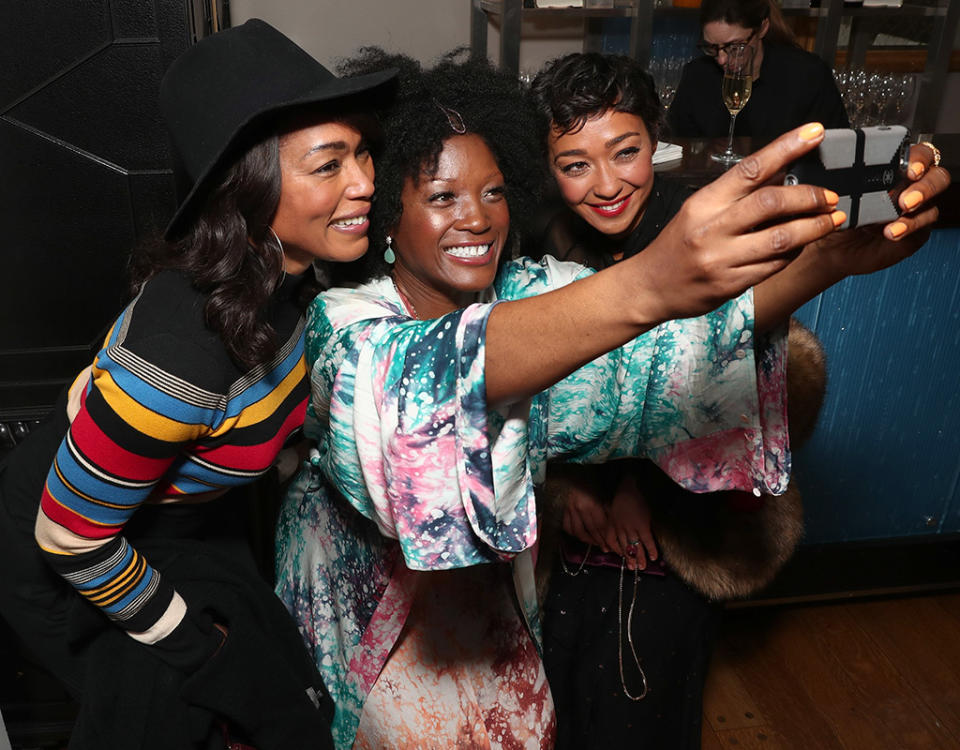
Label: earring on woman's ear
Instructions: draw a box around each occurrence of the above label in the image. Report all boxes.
[384,236,396,264]
[268,227,287,285]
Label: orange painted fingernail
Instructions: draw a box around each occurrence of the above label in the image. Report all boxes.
[888,221,907,238]
[909,161,925,178]
[831,210,847,227]
[824,189,839,205]
[902,190,923,210]
[800,123,825,141]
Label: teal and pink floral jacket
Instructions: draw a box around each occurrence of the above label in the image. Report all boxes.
[276,256,789,749]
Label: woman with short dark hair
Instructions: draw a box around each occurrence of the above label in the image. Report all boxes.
[530,49,944,749]
[530,52,686,269]
[530,52,720,750]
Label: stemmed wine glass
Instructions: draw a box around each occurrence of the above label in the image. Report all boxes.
[711,43,755,165]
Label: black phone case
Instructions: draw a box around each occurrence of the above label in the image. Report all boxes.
[784,125,910,229]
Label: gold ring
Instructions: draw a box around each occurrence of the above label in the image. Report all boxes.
[917,140,941,167]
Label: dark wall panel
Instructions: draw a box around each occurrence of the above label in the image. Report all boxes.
[2,119,134,350]
[113,0,162,38]
[0,2,111,106]
[0,1,191,419]
[9,45,171,170]
[130,173,181,239]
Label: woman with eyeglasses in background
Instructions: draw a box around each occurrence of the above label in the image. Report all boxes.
[668,0,849,139]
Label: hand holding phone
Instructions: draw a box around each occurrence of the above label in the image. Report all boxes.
[784,125,910,229]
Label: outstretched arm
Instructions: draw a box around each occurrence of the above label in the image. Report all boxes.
[484,123,842,405]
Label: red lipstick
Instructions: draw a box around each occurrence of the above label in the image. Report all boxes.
[588,195,630,218]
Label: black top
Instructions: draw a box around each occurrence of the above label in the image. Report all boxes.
[667,42,849,140]
[526,176,695,270]
[533,178,717,750]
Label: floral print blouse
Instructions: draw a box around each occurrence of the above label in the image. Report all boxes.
[276,256,789,749]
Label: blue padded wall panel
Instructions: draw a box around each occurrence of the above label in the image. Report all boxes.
[793,228,960,543]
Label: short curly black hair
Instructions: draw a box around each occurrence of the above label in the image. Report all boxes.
[530,53,663,143]
[332,48,544,284]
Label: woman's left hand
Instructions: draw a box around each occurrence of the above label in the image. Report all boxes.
[604,472,658,571]
[753,142,950,333]
[808,143,951,277]
[558,466,610,550]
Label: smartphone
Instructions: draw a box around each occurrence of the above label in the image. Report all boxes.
[784,125,910,229]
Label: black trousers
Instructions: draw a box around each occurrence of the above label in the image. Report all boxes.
[0,401,86,698]
[0,401,334,750]
[543,546,723,750]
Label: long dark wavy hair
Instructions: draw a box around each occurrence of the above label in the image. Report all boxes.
[129,121,320,369]
[332,48,544,285]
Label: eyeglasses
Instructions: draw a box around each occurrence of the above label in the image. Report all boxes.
[696,31,757,58]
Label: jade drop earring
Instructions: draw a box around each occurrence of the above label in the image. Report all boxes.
[384,236,396,264]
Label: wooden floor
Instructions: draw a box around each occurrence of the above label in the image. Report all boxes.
[701,591,960,749]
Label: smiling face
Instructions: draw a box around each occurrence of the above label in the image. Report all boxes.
[548,109,656,241]
[390,133,510,317]
[271,116,375,273]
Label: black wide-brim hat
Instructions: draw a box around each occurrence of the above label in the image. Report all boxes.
[160,18,396,239]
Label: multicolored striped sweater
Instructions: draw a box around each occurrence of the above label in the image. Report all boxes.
[35,269,309,652]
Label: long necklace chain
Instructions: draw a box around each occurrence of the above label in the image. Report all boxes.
[618,557,649,701]
[392,276,419,320]
[559,538,591,577]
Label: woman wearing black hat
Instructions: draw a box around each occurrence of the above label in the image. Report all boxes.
[0,19,393,750]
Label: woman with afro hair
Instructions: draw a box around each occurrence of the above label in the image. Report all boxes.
[273,46,943,749]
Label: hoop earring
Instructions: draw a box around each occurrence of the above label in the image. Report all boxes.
[268,227,287,285]
[384,235,396,265]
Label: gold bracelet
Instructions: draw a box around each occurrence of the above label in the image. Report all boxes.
[917,140,941,167]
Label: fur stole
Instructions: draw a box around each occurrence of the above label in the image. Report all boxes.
[649,318,826,600]
[536,318,827,603]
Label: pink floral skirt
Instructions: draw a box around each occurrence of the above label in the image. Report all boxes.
[354,565,556,749]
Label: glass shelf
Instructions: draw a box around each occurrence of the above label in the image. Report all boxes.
[478,0,636,15]
[470,0,958,130]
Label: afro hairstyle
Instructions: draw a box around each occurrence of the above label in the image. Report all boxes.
[332,47,545,284]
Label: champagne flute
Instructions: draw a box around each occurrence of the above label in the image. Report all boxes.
[711,44,754,165]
